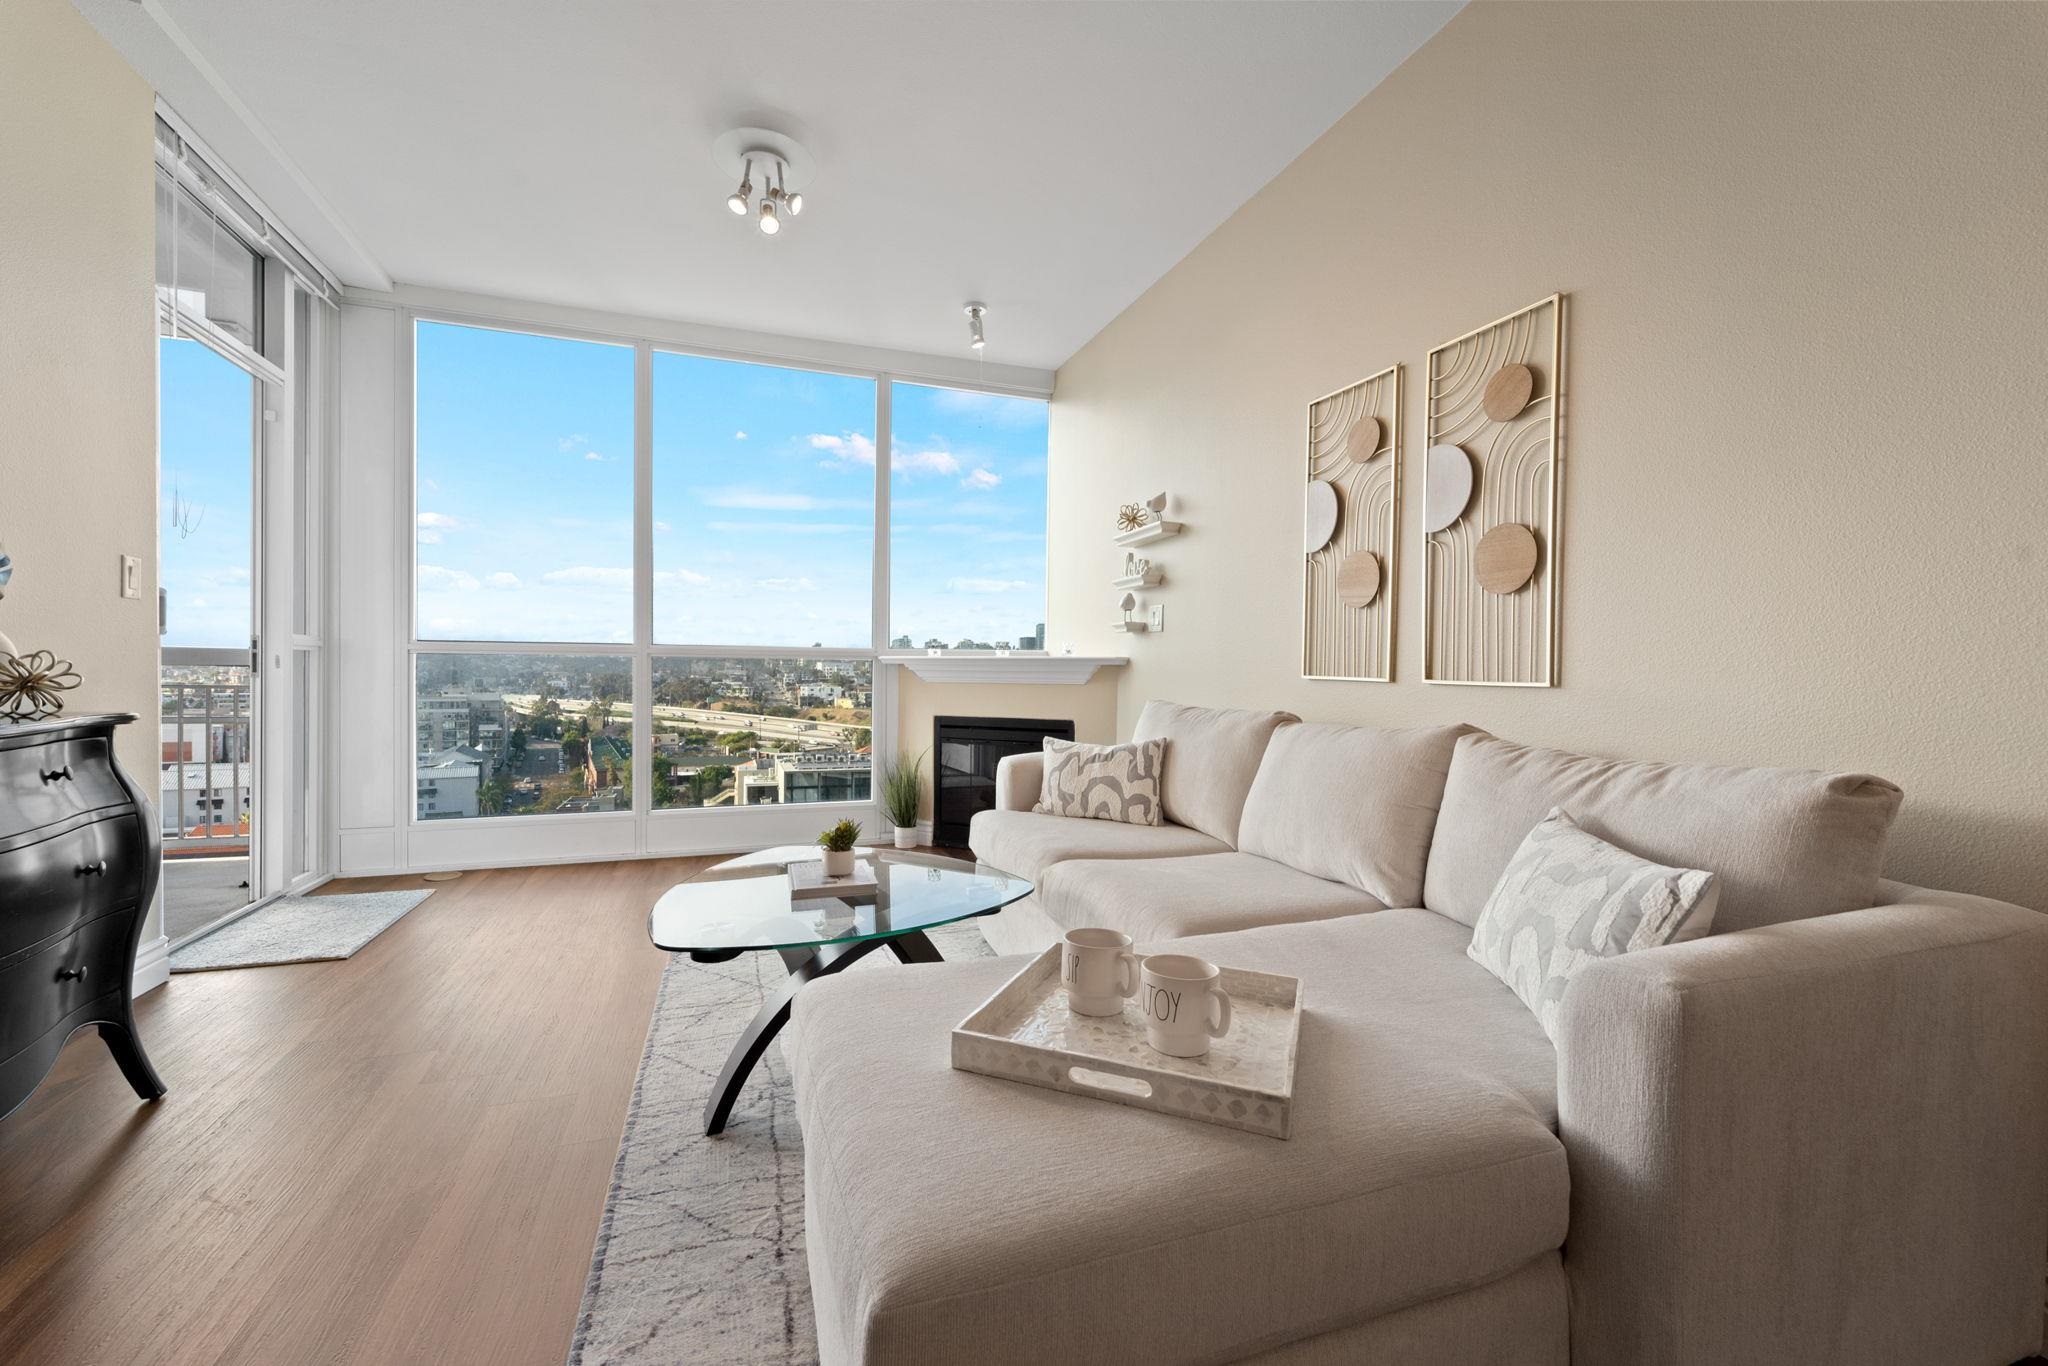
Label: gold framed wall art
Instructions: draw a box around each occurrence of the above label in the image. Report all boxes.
[1423,294,1566,686]
[1302,364,1400,682]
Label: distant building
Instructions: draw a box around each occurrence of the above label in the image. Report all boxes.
[416,746,486,820]
[160,760,254,838]
[1018,621,1046,650]
[417,693,509,769]
[735,749,872,806]
[891,635,913,649]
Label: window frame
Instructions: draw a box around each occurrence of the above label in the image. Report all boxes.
[401,306,1045,837]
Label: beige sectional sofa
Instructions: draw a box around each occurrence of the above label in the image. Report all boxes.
[788,702,2048,1365]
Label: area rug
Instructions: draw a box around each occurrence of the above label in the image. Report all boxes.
[569,921,995,1366]
[168,889,433,972]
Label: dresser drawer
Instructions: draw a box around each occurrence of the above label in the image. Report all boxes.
[0,734,129,838]
[0,815,144,949]
[0,910,129,1067]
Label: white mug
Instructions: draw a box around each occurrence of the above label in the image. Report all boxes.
[1138,954,1233,1057]
[1060,928,1139,1017]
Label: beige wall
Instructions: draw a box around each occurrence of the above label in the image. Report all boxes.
[0,0,161,936]
[894,673,1120,825]
[1048,2,2048,909]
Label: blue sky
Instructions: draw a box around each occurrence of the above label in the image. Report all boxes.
[415,321,1046,647]
[159,338,254,650]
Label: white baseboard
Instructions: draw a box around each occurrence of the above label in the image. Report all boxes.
[133,935,171,997]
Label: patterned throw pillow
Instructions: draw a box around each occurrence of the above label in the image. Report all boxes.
[1467,807,1720,1040]
[1035,737,1166,826]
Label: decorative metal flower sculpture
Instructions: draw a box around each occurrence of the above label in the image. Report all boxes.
[0,650,81,722]
[1116,503,1147,532]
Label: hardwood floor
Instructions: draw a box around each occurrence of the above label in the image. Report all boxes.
[0,857,713,1366]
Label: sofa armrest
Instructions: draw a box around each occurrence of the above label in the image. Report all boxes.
[1557,900,2048,1366]
[993,751,1043,812]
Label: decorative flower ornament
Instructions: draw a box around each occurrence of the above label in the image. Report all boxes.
[0,650,81,722]
[1116,503,1147,532]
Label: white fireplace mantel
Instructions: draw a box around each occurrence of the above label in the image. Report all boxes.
[878,653,1127,685]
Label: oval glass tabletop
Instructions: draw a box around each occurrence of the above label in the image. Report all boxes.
[649,844,1032,955]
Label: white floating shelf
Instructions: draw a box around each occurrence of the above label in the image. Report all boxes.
[1110,570,1164,589]
[1109,621,1150,634]
[879,652,1128,685]
[1113,521,1183,547]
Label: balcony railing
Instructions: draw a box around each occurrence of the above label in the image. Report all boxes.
[160,666,253,857]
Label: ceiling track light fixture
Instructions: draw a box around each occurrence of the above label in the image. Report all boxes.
[965,303,987,351]
[713,126,814,238]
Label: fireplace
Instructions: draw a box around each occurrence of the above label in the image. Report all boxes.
[932,715,1074,848]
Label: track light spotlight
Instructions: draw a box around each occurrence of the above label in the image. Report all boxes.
[965,303,987,350]
[759,190,781,236]
[727,159,753,215]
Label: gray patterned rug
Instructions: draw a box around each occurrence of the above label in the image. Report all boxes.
[169,890,433,972]
[570,921,995,1366]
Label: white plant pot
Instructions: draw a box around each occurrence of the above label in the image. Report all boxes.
[821,848,856,878]
[894,826,919,849]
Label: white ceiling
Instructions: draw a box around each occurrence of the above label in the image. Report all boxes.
[77,0,1459,370]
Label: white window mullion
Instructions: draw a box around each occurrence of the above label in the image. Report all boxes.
[633,340,654,842]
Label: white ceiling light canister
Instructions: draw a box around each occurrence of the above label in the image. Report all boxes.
[965,303,987,350]
[713,127,815,238]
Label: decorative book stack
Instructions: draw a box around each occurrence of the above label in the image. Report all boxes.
[789,859,878,902]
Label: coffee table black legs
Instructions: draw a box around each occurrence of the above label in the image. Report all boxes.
[701,930,942,1137]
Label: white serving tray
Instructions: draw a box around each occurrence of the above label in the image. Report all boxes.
[951,945,1303,1139]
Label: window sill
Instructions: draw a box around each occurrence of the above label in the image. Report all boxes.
[878,653,1127,685]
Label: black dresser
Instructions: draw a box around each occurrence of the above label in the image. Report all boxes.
[1,712,165,1120]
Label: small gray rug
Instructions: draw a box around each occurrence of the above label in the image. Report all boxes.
[570,921,995,1366]
[169,890,434,972]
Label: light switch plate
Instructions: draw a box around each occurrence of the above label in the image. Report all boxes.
[119,554,141,599]
[1146,603,1165,632]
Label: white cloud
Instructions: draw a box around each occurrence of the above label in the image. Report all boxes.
[658,568,711,587]
[557,434,587,452]
[895,444,960,477]
[484,572,521,590]
[418,565,481,592]
[734,430,748,440]
[583,450,611,462]
[754,577,818,592]
[947,576,1034,594]
[809,432,876,467]
[960,468,1001,491]
[417,512,461,529]
[654,520,673,533]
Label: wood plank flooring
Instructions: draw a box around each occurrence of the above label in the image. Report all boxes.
[0,857,713,1366]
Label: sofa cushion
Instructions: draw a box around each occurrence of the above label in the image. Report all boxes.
[1425,734,1903,935]
[1034,736,1164,825]
[1040,851,1384,943]
[791,911,1565,1366]
[1237,721,1470,905]
[1468,808,1720,1041]
[1131,700,1299,845]
[968,808,1227,883]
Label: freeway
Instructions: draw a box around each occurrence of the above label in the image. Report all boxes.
[502,696,864,746]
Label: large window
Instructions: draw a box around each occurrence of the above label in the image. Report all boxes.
[887,382,1049,650]
[415,653,636,819]
[649,657,872,810]
[651,353,874,647]
[412,318,1041,827]
[415,322,635,643]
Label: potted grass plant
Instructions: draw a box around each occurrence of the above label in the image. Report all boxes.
[881,750,926,849]
[817,817,862,877]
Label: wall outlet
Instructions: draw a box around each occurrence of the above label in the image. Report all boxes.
[119,554,141,599]
[1146,603,1166,632]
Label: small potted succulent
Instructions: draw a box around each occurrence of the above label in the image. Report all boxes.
[880,750,926,849]
[817,817,862,877]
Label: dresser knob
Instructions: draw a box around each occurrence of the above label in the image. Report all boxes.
[57,965,88,982]
[76,859,108,877]
[40,765,74,784]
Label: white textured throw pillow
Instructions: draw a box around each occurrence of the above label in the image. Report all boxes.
[1035,737,1165,826]
[1467,808,1720,1040]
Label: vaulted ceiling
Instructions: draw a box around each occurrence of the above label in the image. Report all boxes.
[77,0,1459,367]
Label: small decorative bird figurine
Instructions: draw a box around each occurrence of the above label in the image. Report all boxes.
[1144,492,1167,517]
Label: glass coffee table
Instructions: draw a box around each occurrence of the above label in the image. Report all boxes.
[650,844,1031,1135]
